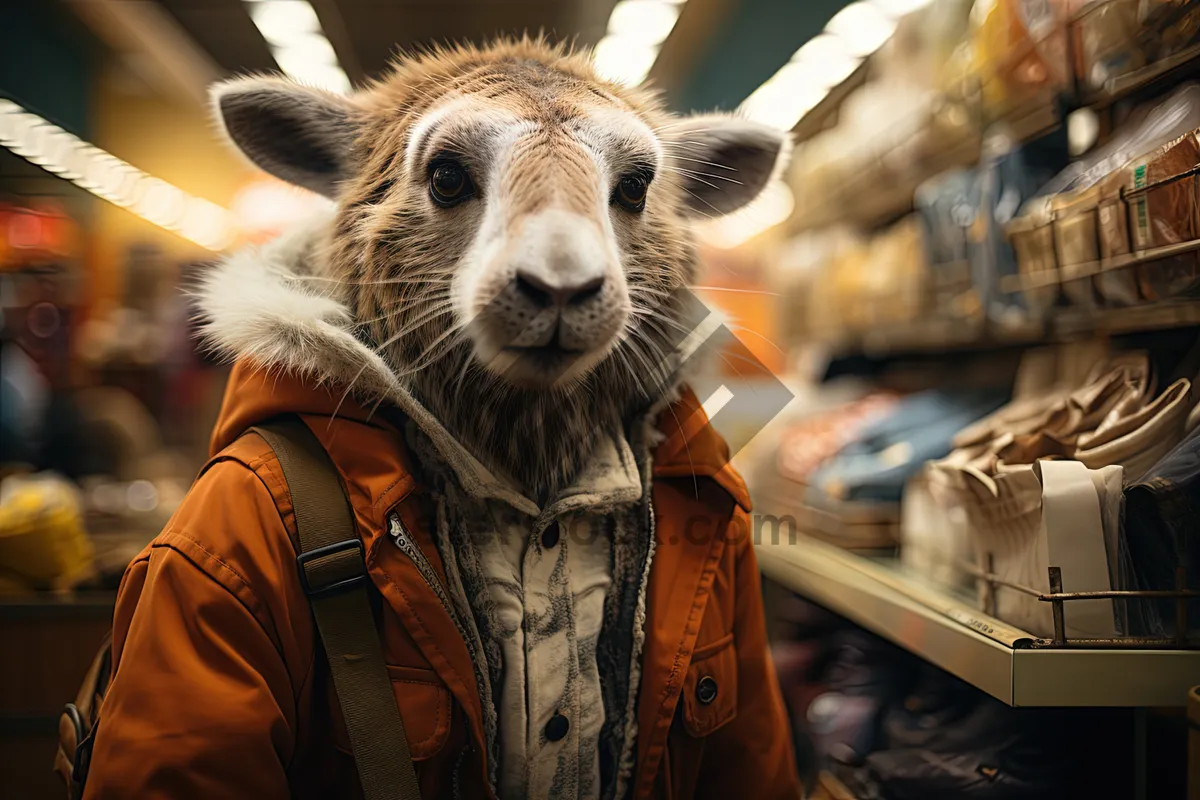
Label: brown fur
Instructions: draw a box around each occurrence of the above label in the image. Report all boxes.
[321,38,700,500]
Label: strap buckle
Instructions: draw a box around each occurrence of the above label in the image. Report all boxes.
[296,539,368,598]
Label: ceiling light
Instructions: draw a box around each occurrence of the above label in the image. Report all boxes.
[247,0,320,46]
[593,34,660,85]
[595,0,688,85]
[742,73,831,130]
[825,2,898,57]
[244,0,351,93]
[607,0,683,47]
[274,33,337,65]
[740,40,861,129]
[0,99,236,250]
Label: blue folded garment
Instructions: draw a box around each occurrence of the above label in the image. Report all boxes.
[807,390,1009,506]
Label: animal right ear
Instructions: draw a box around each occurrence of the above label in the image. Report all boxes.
[211,76,359,198]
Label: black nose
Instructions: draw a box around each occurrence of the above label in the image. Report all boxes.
[514,271,605,309]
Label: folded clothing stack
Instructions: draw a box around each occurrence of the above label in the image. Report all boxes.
[800,390,1009,549]
[758,391,903,550]
[902,341,1200,637]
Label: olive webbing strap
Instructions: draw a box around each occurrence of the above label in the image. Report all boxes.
[252,419,421,800]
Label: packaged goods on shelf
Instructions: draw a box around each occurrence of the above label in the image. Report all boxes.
[1007,83,1200,308]
[772,593,1128,797]
[973,137,1063,326]
[1072,0,1147,92]
[915,169,983,324]
[1139,0,1200,65]
[771,230,857,347]
[971,0,1073,119]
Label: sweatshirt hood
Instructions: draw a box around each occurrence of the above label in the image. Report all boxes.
[197,212,751,512]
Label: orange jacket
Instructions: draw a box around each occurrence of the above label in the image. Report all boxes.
[83,362,799,799]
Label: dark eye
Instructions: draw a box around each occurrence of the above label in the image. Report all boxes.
[429,161,474,207]
[613,173,648,212]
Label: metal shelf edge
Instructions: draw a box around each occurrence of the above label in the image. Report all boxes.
[756,537,1200,707]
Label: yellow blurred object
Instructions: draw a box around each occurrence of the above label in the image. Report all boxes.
[972,0,1072,117]
[868,215,930,326]
[0,473,95,592]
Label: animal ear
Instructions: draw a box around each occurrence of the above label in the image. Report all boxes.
[210,76,359,198]
[665,114,792,217]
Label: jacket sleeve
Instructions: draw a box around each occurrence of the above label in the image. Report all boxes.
[699,507,801,800]
[84,460,303,799]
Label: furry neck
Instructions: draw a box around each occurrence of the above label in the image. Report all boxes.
[398,341,648,502]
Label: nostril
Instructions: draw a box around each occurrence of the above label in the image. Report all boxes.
[566,276,605,306]
[514,273,554,308]
[513,272,606,308]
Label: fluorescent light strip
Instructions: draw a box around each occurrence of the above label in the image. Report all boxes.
[740,0,935,132]
[0,99,236,251]
[244,0,350,94]
[708,0,936,248]
[594,0,687,86]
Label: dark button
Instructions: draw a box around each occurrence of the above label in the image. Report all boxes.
[696,676,718,705]
[545,712,570,742]
[541,522,561,549]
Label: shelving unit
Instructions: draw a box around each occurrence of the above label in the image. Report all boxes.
[765,13,1200,799]
[809,298,1200,362]
[757,535,1200,707]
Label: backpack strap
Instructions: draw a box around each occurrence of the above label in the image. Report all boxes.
[252,418,421,800]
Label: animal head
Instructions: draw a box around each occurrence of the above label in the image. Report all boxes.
[211,38,789,494]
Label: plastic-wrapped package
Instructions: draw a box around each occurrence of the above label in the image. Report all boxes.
[915,169,984,321]
[1052,187,1105,307]
[977,138,1063,325]
[1140,0,1200,60]
[1096,169,1143,304]
[1128,129,1200,251]
[1008,198,1063,314]
[1127,130,1200,298]
[1073,0,1147,92]
[1009,83,1200,304]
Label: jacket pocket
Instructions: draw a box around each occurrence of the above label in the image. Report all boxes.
[386,665,453,760]
[680,633,737,737]
[330,664,453,761]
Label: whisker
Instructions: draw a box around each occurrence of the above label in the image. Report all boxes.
[692,285,780,296]
[661,166,743,186]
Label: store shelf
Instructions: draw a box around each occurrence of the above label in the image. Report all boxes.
[815,300,1200,361]
[1086,42,1200,110]
[756,535,1200,707]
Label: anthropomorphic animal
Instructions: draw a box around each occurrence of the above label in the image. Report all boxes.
[83,38,800,800]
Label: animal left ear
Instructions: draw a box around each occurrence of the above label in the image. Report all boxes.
[210,75,360,198]
[664,114,792,217]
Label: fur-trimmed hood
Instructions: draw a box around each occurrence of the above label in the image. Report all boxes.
[196,211,750,512]
[197,210,561,514]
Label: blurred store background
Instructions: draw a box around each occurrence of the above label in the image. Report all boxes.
[6,0,1200,797]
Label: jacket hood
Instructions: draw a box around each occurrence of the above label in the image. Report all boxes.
[197,212,751,511]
